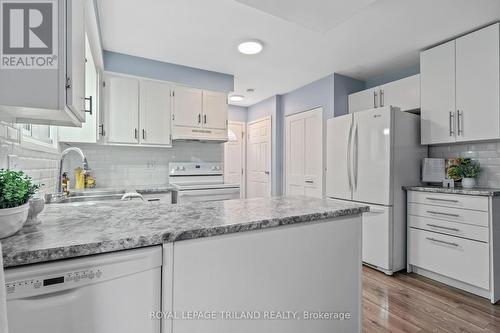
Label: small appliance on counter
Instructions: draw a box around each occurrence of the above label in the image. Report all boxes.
[422,158,446,183]
[169,162,240,203]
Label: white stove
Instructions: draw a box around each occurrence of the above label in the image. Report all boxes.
[169,162,240,203]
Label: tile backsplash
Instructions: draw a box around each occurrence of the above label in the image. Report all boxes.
[62,141,223,189]
[429,141,500,188]
[0,122,60,194]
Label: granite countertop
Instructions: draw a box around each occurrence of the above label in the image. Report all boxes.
[404,185,500,197]
[0,197,368,269]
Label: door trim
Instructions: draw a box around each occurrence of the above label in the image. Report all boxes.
[246,116,272,197]
[284,107,323,198]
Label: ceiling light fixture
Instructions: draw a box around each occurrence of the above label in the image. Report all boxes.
[229,95,244,102]
[237,40,263,55]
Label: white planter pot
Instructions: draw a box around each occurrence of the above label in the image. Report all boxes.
[0,203,29,239]
[462,178,477,189]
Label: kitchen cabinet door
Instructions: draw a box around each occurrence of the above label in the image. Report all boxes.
[104,74,139,144]
[420,40,456,145]
[348,87,379,113]
[379,74,420,112]
[140,80,172,146]
[59,36,98,143]
[456,23,500,142]
[66,0,86,122]
[202,90,228,130]
[173,86,202,128]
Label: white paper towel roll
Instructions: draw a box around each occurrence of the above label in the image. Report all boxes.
[0,244,8,333]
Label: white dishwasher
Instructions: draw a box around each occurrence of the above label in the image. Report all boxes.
[5,246,162,333]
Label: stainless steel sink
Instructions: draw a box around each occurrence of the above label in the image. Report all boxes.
[45,190,139,204]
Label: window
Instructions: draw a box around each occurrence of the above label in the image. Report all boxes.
[18,123,58,153]
[20,124,53,144]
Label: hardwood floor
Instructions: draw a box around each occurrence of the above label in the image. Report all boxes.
[362,266,500,332]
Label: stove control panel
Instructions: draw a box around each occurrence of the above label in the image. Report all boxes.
[169,162,223,176]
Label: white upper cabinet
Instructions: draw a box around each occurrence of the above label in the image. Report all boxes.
[455,24,500,142]
[172,86,228,141]
[172,86,203,128]
[202,90,228,130]
[140,80,172,146]
[420,40,456,145]
[103,73,173,147]
[59,36,99,143]
[104,74,140,144]
[380,75,420,112]
[0,0,86,127]
[421,23,500,145]
[348,88,380,113]
[348,75,420,113]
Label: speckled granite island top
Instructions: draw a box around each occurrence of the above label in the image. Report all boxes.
[0,196,368,268]
[404,185,500,197]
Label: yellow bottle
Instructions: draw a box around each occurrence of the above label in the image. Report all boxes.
[74,167,85,190]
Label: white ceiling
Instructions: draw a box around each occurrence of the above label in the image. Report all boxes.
[97,0,500,107]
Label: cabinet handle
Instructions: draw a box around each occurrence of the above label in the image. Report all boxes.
[374,91,378,108]
[99,124,105,137]
[264,171,270,175]
[425,197,459,203]
[198,114,201,124]
[134,128,138,139]
[426,224,460,232]
[457,110,463,136]
[142,129,146,140]
[204,114,207,124]
[84,96,93,115]
[380,90,384,107]
[426,210,460,217]
[305,180,314,184]
[449,111,455,136]
[426,237,459,247]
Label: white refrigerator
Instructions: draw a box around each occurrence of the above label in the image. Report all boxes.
[326,106,426,275]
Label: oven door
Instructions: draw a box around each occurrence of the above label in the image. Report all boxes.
[175,188,240,203]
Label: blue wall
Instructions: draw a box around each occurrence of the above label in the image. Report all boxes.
[365,64,420,88]
[334,74,366,117]
[103,50,234,92]
[228,105,247,123]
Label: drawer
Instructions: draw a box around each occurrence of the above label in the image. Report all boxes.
[408,215,488,242]
[409,228,489,289]
[408,191,488,212]
[408,202,489,228]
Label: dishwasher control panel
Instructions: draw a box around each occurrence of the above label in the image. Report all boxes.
[5,268,103,296]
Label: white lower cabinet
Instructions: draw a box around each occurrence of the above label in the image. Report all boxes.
[407,191,500,303]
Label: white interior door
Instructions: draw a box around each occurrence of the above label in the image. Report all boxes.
[246,117,271,198]
[325,114,352,200]
[285,108,323,198]
[224,122,245,198]
[140,80,172,146]
[104,74,139,144]
[352,107,392,205]
[203,90,228,130]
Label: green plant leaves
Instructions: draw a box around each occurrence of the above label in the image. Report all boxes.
[0,169,40,209]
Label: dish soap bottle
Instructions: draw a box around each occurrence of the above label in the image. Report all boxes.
[61,172,70,195]
[74,167,85,190]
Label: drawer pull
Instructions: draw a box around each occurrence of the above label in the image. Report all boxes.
[426,210,460,217]
[426,224,460,232]
[426,237,459,247]
[425,197,459,203]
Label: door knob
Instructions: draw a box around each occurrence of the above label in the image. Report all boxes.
[264,171,270,175]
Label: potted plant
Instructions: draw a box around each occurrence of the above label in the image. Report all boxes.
[447,158,481,188]
[0,169,40,238]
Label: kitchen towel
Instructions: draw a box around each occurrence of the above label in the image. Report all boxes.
[0,244,8,333]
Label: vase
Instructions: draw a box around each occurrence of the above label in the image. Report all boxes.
[0,203,30,238]
[461,178,477,189]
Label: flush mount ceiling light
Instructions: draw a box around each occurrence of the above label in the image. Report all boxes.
[229,95,244,102]
[237,40,263,55]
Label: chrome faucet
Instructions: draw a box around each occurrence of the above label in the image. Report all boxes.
[58,147,90,193]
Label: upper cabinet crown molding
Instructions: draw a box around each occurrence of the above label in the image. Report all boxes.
[348,74,421,114]
[421,23,500,145]
[0,0,86,127]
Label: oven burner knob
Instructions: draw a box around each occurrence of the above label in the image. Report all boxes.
[181,166,185,171]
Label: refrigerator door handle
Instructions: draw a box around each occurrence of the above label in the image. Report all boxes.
[353,123,359,191]
[347,122,354,191]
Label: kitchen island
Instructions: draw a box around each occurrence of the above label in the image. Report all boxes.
[1,196,368,333]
